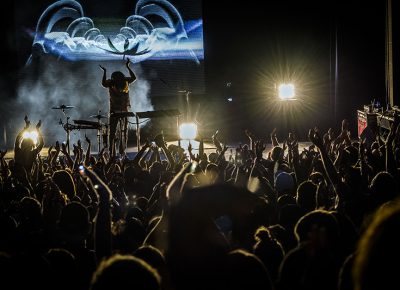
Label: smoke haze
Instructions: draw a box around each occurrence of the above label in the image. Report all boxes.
[12,57,153,148]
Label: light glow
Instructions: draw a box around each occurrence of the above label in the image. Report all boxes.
[278,83,295,100]
[179,123,197,140]
[22,131,39,145]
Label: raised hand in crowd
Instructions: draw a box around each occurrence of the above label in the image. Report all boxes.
[36,119,42,130]
[154,132,175,169]
[42,176,68,227]
[212,129,223,153]
[60,142,74,168]
[81,166,113,258]
[84,136,92,167]
[255,140,266,160]
[0,149,7,159]
[24,115,30,129]
[308,128,324,150]
[245,129,256,151]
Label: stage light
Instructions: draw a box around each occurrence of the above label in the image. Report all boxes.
[22,131,38,145]
[227,97,233,102]
[278,83,296,100]
[179,123,197,140]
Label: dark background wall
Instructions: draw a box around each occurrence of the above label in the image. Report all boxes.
[202,0,395,140]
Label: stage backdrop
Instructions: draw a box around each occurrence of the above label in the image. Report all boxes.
[11,0,204,145]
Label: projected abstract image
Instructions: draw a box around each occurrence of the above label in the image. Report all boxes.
[28,0,203,64]
[5,0,205,146]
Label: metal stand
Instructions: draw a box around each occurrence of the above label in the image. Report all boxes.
[53,105,75,155]
[136,114,140,151]
[94,110,103,153]
[60,108,71,154]
[118,118,127,156]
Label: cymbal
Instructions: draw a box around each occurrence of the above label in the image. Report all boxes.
[52,105,74,110]
[90,114,108,119]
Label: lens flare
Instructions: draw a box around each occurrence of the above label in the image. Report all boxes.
[278,84,296,100]
[179,123,197,140]
[22,131,39,145]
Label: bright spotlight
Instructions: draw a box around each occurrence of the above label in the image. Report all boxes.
[278,84,295,100]
[22,131,39,145]
[179,123,197,140]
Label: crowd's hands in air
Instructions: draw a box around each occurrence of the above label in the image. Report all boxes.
[308,127,324,150]
[24,115,30,129]
[0,149,7,159]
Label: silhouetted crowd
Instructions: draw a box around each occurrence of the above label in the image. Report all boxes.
[1,115,400,290]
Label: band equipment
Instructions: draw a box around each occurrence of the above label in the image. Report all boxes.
[52,106,181,154]
[135,109,181,150]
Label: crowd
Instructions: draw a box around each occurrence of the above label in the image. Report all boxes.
[1,115,400,290]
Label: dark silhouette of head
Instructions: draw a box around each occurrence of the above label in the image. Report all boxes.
[59,201,90,242]
[225,249,273,290]
[353,202,400,290]
[45,248,78,290]
[19,196,42,230]
[296,180,317,213]
[271,146,284,162]
[90,254,160,290]
[369,171,399,209]
[134,245,169,288]
[117,217,146,253]
[20,137,35,151]
[111,71,128,92]
[52,170,76,200]
[134,245,166,274]
[294,210,339,248]
[253,227,285,283]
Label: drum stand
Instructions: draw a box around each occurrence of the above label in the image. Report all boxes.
[53,105,75,155]
[90,110,108,154]
[59,109,71,154]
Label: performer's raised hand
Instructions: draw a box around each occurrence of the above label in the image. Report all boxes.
[126,58,131,67]
[99,65,106,71]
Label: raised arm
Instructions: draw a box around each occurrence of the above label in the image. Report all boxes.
[15,116,30,151]
[99,65,111,88]
[308,128,340,186]
[154,133,175,169]
[83,168,112,260]
[270,128,279,147]
[84,136,91,167]
[33,120,44,155]
[212,130,223,153]
[125,58,136,83]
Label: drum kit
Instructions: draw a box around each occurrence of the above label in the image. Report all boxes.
[52,105,135,154]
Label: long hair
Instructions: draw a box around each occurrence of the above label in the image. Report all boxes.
[111,71,128,93]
